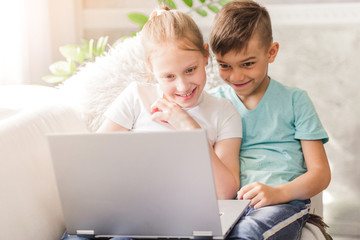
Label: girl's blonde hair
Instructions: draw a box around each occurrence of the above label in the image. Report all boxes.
[141,5,208,65]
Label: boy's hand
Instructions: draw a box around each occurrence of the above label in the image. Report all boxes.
[150,98,200,130]
[237,182,287,209]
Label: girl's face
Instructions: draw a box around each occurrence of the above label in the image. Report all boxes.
[150,44,208,109]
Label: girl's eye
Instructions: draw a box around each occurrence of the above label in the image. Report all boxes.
[186,67,196,74]
[164,74,175,79]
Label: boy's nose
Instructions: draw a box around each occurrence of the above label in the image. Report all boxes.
[230,68,246,82]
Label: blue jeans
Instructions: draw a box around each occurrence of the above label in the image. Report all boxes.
[227,199,311,240]
[61,200,310,240]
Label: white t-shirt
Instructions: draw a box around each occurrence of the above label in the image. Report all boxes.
[105,82,242,146]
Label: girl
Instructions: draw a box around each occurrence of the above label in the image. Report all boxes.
[62,5,242,240]
[98,5,242,200]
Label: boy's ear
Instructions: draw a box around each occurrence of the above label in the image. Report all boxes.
[204,43,210,65]
[267,42,279,63]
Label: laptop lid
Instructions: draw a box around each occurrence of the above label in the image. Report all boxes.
[48,130,248,239]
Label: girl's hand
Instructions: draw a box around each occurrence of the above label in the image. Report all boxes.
[150,98,200,130]
[237,182,288,209]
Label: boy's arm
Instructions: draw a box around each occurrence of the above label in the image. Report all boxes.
[278,139,331,202]
[238,139,331,208]
[211,138,241,200]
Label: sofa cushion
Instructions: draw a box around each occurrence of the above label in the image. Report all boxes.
[0,85,88,240]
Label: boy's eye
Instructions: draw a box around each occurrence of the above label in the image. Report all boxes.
[243,62,254,67]
[219,63,231,69]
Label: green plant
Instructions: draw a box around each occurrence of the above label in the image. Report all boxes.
[43,36,109,84]
[126,0,233,30]
[43,0,232,84]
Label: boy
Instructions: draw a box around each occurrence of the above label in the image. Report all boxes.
[209,0,331,239]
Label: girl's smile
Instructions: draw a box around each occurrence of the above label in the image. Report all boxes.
[175,87,197,99]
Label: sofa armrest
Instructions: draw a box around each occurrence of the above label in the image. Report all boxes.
[0,86,88,240]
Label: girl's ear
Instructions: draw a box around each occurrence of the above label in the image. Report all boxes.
[268,42,279,63]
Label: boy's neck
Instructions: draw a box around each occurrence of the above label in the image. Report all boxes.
[237,76,270,110]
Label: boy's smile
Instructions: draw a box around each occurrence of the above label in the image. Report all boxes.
[215,35,279,109]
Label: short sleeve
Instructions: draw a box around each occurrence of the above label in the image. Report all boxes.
[293,90,328,143]
[104,82,139,130]
[217,99,242,142]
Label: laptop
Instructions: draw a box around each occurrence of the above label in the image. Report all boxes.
[47,129,249,239]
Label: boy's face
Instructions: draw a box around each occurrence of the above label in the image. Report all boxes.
[215,35,278,101]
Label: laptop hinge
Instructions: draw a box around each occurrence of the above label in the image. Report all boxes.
[76,230,95,238]
[193,231,213,239]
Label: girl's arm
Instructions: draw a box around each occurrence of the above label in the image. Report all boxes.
[96,118,130,132]
[151,98,241,199]
[238,139,331,209]
[211,138,241,200]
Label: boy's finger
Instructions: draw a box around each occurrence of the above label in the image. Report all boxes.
[237,182,255,199]
[242,187,258,201]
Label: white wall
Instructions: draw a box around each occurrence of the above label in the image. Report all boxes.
[58,0,360,237]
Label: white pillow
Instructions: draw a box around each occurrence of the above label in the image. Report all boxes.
[58,34,224,132]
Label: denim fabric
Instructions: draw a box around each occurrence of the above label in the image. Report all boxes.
[61,199,310,240]
[227,199,311,240]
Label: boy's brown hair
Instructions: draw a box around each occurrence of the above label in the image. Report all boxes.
[210,0,273,56]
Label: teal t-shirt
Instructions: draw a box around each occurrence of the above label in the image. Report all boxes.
[209,79,328,188]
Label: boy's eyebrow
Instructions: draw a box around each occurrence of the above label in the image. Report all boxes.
[216,56,257,64]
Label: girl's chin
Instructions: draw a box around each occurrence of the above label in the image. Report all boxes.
[175,99,197,109]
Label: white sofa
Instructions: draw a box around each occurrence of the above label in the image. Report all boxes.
[0,35,328,240]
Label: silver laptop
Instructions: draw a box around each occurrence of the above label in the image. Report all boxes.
[47,130,249,239]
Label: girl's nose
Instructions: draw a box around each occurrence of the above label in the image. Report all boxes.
[176,77,189,91]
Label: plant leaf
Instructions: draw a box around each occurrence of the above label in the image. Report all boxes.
[127,13,148,30]
[196,8,207,17]
[218,0,233,6]
[182,0,193,7]
[99,36,109,55]
[207,4,219,13]
[158,0,177,9]
[68,60,76,73]
[86,39,94,59]
[59,45,84,63]
[94,36,108,56]
[198,0,206,3]
[49,61,73,76]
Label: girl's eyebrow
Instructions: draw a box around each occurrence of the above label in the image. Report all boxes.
[184,60,198,69]
[157,59,199,77]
